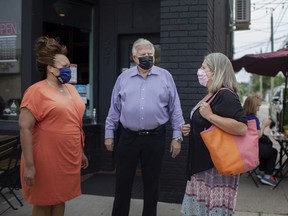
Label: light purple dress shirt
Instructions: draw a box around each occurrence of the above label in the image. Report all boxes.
[105,65,185,139]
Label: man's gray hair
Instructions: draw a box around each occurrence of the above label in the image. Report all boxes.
[132,38,155,56]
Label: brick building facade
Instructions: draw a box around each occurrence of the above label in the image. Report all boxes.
[0,0,233,203]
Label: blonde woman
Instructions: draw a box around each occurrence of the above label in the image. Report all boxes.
[243,95,278,187]
[181,53,247,216]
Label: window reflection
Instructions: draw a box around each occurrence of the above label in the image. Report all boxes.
[0,0,22,120]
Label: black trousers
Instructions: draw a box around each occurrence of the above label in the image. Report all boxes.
[112,125,166,216]
[259,143,278,175]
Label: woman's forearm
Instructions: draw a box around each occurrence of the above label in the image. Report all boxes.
[207,114,247,135]
[20,128,34,168]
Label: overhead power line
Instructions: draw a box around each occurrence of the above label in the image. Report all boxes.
[235,0,288,55]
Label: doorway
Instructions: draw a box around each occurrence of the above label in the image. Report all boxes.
[43,22,90,84]
[118,34,160,74]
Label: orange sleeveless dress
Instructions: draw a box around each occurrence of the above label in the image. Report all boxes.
[20,80,85,205]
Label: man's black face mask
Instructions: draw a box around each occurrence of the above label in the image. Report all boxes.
[138,56,153,70]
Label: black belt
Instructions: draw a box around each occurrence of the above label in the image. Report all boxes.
[121,124,166,136]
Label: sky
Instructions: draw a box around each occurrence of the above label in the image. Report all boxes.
[234,0,288,83]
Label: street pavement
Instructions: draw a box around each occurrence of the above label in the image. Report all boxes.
[1,172,287,216]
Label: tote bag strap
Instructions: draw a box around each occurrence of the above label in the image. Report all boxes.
[207,88,235,105]
[185,87,236,179]
[186,87,235,179]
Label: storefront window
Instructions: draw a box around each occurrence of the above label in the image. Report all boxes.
[0,0,22,120]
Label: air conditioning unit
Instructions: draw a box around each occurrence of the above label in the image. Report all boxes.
[235,0,251,30]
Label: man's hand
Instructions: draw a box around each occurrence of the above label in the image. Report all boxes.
[105,138,114,151]
[170,139,181,158]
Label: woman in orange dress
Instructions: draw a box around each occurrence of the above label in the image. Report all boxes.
[19,36,88,216]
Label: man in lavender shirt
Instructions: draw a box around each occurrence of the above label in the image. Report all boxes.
[105,38,185,216]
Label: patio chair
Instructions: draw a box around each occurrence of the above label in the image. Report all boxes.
[0,137,23,213]
[247,167,260,188]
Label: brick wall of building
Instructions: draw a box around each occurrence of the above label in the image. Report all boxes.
[159,0,231,203]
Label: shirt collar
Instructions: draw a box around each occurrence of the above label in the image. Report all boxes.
[130,66,159,77]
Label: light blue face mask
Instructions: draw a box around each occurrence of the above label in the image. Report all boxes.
[56,67,72,84]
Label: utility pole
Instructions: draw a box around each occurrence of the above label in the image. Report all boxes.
[271,9,274,52]
[270,8,274,101]
[259,49,263,96]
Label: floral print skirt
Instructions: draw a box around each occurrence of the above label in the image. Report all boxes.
[181,167,239,216]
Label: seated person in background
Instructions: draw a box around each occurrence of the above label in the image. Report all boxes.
[243,94,278,187]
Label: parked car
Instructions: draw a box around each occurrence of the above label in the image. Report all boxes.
[269,84,287,131]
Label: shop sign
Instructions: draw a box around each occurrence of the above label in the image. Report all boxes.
[0,22,20,36]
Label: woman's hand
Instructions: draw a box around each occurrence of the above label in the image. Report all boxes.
[199,101,213,120]
[182,124,191,136]
[24,166,36,187]
[81,153,89,169]
[262,119,272,129]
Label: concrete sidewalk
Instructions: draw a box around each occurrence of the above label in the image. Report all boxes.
[3,102,287,215]
[1,173,287,216]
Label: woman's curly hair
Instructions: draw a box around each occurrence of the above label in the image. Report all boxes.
[34,36,67,79]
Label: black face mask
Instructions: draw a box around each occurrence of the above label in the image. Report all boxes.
[138,56,153,70]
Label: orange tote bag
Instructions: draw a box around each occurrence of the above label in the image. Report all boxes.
[200,89,259,175]
[201,119,259,175]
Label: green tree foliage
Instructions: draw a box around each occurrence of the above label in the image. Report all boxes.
[237,82,250,103]
[251,73,285,96]
[237,72,285,103]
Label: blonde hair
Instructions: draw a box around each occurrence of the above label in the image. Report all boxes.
[204,53,238,93]
[132,38,155,56]
[243,94,262,115]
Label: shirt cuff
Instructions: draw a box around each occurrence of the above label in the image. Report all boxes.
[105,130,114,139]
[172,130,182,139]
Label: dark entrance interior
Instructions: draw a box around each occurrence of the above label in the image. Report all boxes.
[43,22,90,84]
[118,34,160,75]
